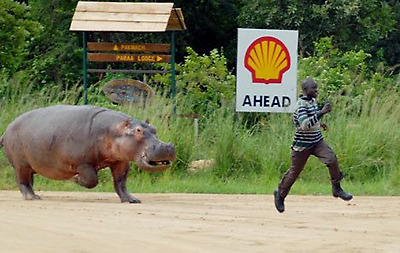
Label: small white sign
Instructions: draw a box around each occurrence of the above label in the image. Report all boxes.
[236,28,298,113]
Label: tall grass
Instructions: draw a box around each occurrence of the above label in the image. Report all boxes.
[0,77,399,195]
[330,91,400,182]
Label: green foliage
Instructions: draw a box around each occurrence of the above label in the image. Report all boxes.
[152,47,236,116]
[209,111,264,180]
[2,0,399,90]
[375,1,400,69]
[1,0,400,195]
[238,0,304,29]
[238,0,398,64]
[167,117,196,174]
[173,0,242,67]
[0,0,41,72]
[0,67,400,195]
[299,37,398,102]
[329,91,399,184]
[27,0,82,89]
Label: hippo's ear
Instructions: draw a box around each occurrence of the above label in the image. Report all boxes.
[115,118,133,136]
[145,118,150,124]
[123,118,135,135]
[123,118,132,128]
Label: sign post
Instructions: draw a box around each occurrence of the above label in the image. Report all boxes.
[170,31,176,114]
[69,2,186,109]
[236,28,298,113]
[84,41,175,108]
[82,31,88,105]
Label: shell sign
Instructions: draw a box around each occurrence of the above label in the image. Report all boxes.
[236,29,298,113]
[244,36,290,84]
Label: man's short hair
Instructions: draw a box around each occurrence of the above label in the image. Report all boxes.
[302,78,317,90]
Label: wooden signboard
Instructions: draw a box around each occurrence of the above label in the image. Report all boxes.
[87,42,170,52]
[87,42,171,63]
[69,1,186,106]
[88,53,171,63]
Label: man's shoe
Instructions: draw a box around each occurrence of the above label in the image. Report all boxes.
[333,188,353,201]
[331,172,353,201]
[332,182,353,201]
[274,189,285,213]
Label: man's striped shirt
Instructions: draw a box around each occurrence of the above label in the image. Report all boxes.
[291,96,323,151]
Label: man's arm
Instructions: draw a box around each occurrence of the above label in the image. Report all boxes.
[298,102,331,130]
[318,102,331,131]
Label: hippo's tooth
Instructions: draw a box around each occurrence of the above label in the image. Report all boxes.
[148,160,171,166]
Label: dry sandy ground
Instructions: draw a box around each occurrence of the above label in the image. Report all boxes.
[0,191,399,253]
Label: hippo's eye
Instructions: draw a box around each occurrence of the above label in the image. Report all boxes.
[134,127,145,138]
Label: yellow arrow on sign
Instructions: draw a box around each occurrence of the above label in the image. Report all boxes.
[113,45,119,51]
[157,56,163,62]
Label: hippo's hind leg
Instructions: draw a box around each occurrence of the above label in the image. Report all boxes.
[73,164,99,189]
[110,162,140,203]
[16,166,41,200]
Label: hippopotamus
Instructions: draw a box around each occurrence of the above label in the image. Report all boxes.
[0,105,175,203]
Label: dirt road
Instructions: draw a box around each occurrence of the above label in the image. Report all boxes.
[0,191,399,253]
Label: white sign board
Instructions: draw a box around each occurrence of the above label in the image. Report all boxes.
[236,28,298,113]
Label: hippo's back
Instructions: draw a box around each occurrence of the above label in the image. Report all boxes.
[2,105,128,179]
[5,105,119,143]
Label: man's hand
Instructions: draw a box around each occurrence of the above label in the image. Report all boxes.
[321,98,332,115]
[321,103,331,115]
[320,123,328,131]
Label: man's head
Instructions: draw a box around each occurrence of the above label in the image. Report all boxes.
[302,78,318,99]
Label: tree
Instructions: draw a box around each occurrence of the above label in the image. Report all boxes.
[0,0,41,72]
[151,47,236,115]
[372,0,400,71]
[171,0,243,68]
[26,0,82,88]
[238,0,397,61]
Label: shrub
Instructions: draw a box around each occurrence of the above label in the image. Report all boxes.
[151,47,236,116]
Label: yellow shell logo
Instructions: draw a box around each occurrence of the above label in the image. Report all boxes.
[244,36,290,84]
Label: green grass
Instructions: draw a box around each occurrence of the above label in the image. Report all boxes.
[0,79,399,196]
[3,169,400,196]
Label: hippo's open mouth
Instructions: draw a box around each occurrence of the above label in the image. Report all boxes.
[137,152,173,172]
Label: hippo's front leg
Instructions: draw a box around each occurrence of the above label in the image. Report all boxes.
[74,164,99,189]
[110,162,141,203]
